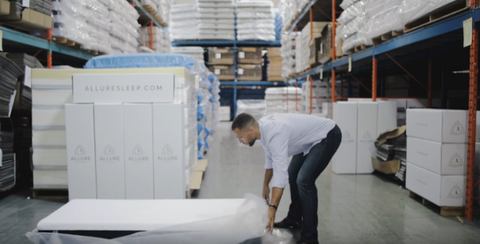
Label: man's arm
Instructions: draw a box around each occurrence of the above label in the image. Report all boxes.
[263,169,273,187]
[270,187,284,207]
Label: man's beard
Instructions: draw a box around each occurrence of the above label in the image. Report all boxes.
[248,139,255,147]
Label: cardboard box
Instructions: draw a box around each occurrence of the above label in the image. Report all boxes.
[94,104,125,199]
[238,47,263,64]
[210,65,234,81]
[406,109,468,143]
[72,73,175,104]
[237,64,262,81]
[332,102,357,174]
[407,137,466,175]
[0,0,9,15]
[406,163,465,207]
[65,104,97,200]
[124,104,154,199]
[0,4,52,29]
[309,37,322,66]
[357,102,377,174]
[372,158,400,174]
[153,103,186,199]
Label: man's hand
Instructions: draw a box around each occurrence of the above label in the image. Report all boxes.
[266,207,276,234]
[262,185,270,204]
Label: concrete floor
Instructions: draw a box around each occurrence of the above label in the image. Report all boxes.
[1,122,480,244]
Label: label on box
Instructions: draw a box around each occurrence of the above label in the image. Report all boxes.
[73,73,175,103]
[239,52,245,59]
[320,43,324,55]
[215,53,221,59]
[22,0,30,8]
[238,68,244,75]
[214,69,221,75]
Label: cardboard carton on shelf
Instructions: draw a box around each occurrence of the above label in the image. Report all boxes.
[237,64,262,81]
[309,37,322,66]
[0,1,9,15]
[209,65,234,81]
[209,48,235,65]
[238,47,263,64]
[0,3,52,30]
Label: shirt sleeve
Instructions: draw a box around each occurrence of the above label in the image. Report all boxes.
[264,148,273,169]
[268,132,289,189]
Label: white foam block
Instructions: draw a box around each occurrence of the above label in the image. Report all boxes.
[32,108,65,127]
[94,104,125,199]
[331,102,357,174]
[153,103,186,199]
[407,137,467,175]
[32,149,67,167]
[32,130,66,146]
[37,198,245,231]
[66,104,97,200]
[33,169,68,189]
[124,104,154,199]
[377,101,397,136]
[406,163,465,207]
[357,102,377,174]
[32,89,72,106]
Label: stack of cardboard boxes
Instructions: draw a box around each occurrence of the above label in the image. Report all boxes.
[406,109,468,207]
[237,47,263,81]
[209,48,235,81]
[267,48,284,82]
[301,81,359,116]
[296,22,328,72]
[0,0,52,30]
[31,68,198,200]
[331,101,397,174]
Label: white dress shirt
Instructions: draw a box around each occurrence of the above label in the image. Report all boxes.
[258,113,336,188]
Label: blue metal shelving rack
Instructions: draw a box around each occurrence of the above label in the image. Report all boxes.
[172,40,284,119]
[285,0,480,222]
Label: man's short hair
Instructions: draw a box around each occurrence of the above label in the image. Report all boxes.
[231,113,256,131]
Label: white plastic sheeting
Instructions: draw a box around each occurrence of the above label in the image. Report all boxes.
[25,194,294,244]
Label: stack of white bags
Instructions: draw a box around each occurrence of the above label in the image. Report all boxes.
[198,0,236,40]
[139,27,171,53]
[237,1,276,41]
[170,4,199,41]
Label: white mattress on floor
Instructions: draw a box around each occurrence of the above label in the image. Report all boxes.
[37,199,245,231]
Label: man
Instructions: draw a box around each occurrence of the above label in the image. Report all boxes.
[231,113,341,244]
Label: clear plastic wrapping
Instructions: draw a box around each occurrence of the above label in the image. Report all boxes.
[358,6,402,42]
[399,0,456,24]
[237,12,275,19]
[198,8,235,13]
[237,23,275,29]
[365,0,401,18]
[337,0,366,25]
[26,194,296,244]
[340,0,360,9]
[198,23,235,29]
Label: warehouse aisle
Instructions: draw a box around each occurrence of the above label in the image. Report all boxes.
[1,122,480,244]
[201,122,480,244]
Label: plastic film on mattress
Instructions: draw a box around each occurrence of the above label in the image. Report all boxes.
[238,34,276,41]
[399,0,456,24]
[337,0,366,25]
[237,12,275,19]
[340,0,360,9]
[84,54,198,72]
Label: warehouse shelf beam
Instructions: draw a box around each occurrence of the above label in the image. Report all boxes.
[0,26,94,61]
[171,40,281,47]
[220,81,287,86]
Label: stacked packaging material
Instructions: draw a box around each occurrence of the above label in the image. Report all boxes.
[236,1,276,41]
[30,0,51,15]
[282,0,309,29]
[197,0,236,40]
[274,9,282,41]
[0,55,22,117]
[406,109,468,207]
[265,87,302,115]
[297,22,328,72]
[337,0,458,54]
[171,47,205,64]
[140,27,171,53]
[0,125,15,192]
[236,100,266,121]
[301,81,359,117]
[107,0,141,54]
[267,48,283,81]
[157,0,172,25]
[281,32,297,77]
[170,4,199,41]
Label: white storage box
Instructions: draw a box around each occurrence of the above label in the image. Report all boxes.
[94,104,125,199]
[406,109,468,143]
[406,163,466,207]
[124,104,154,199]
[407,137,466,175]
[65,104,97,200]
[357,102,377,174]
[331,102,357,174]
[73,73,175,104]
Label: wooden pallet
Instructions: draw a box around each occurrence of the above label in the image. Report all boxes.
[408,191,480,216]
[404,0,470,33]
[32,188,68,200]
[372,30,404,46]
[186,159,208,198]
[52,37,82,49]
[143,4,156,14]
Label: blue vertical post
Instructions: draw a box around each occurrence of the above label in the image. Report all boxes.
[233,41,238,120]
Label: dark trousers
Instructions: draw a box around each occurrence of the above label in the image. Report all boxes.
[286,125,342,242]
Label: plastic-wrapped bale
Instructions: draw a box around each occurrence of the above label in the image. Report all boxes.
[170,4,199,41]
[106,0,141,54]
[197,0,236,40]
[140,27,171,53]
[265,87,302,115]
[171,47,205,64]
[237,1,276,41]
